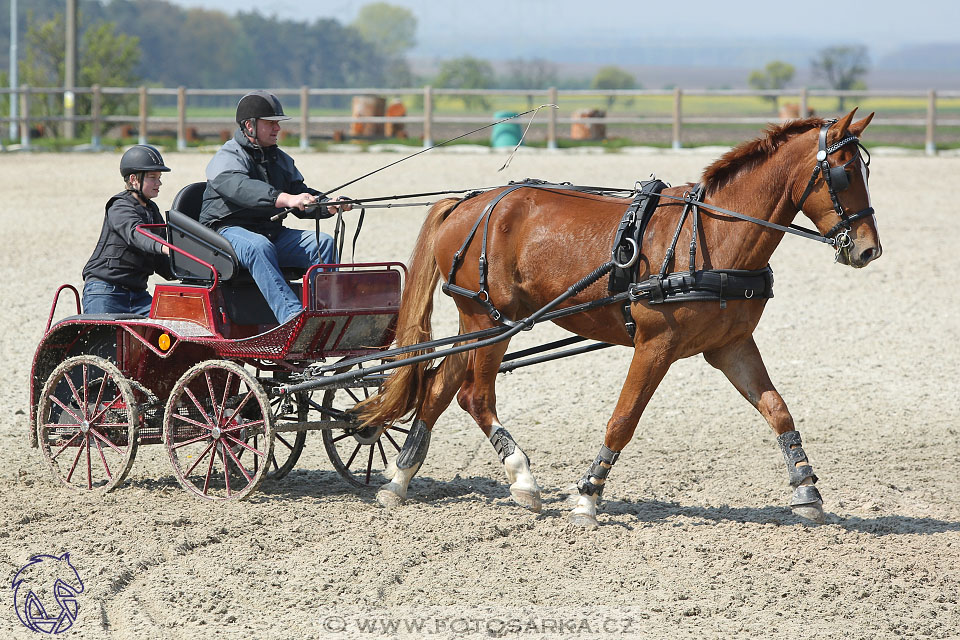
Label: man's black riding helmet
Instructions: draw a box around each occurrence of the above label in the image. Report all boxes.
[236,91,292,126]
[120,144,171,178]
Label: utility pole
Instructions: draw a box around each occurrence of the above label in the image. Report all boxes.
[64,0,78,140]
[8,0,17,141]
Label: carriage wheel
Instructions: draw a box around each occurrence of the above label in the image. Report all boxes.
[35,355,139,493]
[163,360,274,501]
[320,368,414,490]
[264,392,308,480]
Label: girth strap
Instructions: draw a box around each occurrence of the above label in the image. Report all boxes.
[629,266,774,307]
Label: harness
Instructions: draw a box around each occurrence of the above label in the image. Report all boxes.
[441,120,872,335]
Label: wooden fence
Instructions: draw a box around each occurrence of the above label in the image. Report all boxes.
[1,85,958,155]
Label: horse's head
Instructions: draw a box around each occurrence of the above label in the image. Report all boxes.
[794,109,881,268]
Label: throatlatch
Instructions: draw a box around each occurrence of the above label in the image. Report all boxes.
[777,430,822,507]
[577,444,621,497]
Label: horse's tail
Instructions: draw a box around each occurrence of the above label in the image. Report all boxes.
[355,198,460,428]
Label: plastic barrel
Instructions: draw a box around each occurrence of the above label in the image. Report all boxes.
[491,111,522,148]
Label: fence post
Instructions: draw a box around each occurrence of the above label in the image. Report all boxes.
[300,85,309,150]
[90,84,102,149]
[799,87,808,118]
[925,89,936,156]
[138,86,148,145]
[19,84,29,149]
[177,86,187,150]
[672,87,682,149]
[423,85,433,147]
[547,86,558,149]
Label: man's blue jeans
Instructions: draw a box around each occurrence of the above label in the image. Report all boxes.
[219,226,336,324]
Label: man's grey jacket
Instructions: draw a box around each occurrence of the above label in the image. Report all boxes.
[199,129,321,239]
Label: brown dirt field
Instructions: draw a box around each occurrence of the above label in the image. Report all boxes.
[1,145,958,639]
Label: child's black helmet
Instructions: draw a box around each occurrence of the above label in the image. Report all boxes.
[120,144,170,178]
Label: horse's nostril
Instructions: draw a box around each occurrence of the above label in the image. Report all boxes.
[860,247,877,264]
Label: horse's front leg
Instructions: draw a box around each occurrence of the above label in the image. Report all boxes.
[570,344,672,529]
[704,336,825,524]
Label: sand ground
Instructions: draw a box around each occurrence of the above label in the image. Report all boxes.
[1,143,958,639]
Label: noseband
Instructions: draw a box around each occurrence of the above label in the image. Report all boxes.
[795,120,875,247]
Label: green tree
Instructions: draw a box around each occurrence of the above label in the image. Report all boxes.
[748,60,794,112]
[351,2,417,58]
[811,45,869,110]
[19,11,140,137]
[590,66,636,109]
[504,58,557,108]
[434,56,495,110]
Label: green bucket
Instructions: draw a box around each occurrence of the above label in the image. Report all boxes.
[491,111,522,148]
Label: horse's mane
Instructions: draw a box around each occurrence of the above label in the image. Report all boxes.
[701,117,827,196]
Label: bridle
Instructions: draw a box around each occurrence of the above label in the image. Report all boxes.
[794,119,874,253]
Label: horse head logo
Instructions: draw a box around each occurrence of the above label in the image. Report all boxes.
[11,553,85,634]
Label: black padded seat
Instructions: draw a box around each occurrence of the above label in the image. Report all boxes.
[165,182,308,325]
[166,182,306,285]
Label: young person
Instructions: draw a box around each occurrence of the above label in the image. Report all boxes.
[81,145,173,315]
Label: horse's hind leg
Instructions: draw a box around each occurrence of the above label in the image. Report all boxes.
[457,337,542,512]
[377,350,468,508]
[704,336,825,524]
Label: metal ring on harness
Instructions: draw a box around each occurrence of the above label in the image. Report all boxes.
[612,237,639,269]
[744,289,754,299]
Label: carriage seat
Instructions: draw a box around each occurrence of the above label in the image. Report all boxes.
[165,182,308,325]
[166,182,308,284]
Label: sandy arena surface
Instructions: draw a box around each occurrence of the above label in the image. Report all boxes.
[1,143,958,639]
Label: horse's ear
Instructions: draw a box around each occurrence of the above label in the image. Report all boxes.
[848,112,875,138]
[834,108,858,137]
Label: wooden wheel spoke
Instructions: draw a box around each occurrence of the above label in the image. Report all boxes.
[377,439,388,466]
[205,371,222,427]
[49,394,84,425]
[87,391,124,425]
[221,418,263,434]
[90,427,126,456]
[172,411,213,431]
[184,386,215,427]
[345,387,362,404]
[383,429,402,451]
[86,434,93,489]
[89,369,110,422]
[225,388,256,426]
[93,435,113,480]
[221,446,232,497]
[172,432,213,450]
[275,433,294,452]
[49,431,82,461]
[344,443,363,468]
[223,434,266,458]
[65,435,87,483]
[222,440,254,484]
[202,445,217,495]
[331,431,353,444]
[365,444,375,484]
[184,440,217,477]
[392,426,410,435]
[63,372,85,421]
[81,364,89,417]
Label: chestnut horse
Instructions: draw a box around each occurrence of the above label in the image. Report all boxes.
[358,109,880,528]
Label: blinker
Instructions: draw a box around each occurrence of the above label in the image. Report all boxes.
[828,164,850,191]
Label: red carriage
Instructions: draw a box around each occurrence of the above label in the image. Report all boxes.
[29,182,410,501]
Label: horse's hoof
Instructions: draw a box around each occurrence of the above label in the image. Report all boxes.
[792,502,826,525]
[376,486,405,509]
[510,487,542,513]
[567,511,599,530]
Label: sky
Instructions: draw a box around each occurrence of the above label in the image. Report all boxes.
[165,0,958,60]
